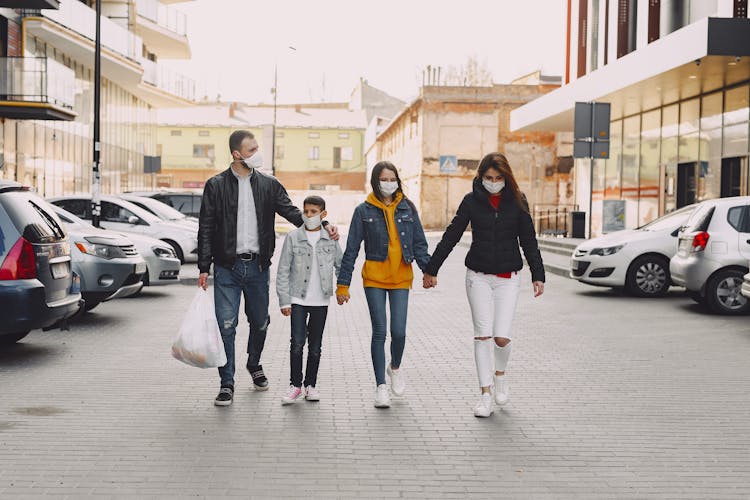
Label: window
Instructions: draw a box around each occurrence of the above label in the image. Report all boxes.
[193,144,215,158]
[276,131,284,138]
[308,132,320,139]
[338,132,349,139]
[342,146,353,161]
[54,199,89,219]
[198,130,210,137]
[727,206,748,232]
[170,130,182,136]
[275,145,284,160]
[617,0,637,59]
[309,146,319,160]
[101,202,139,224]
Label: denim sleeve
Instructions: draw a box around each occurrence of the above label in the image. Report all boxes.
[410,205,431,272]
[275,234,294,307]
[337,206,364,287]
[333,240,343,278]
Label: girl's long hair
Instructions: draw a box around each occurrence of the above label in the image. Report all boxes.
[476,153,527,212]
[370,161,404,202]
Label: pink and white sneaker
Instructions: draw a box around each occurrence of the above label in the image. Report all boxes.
[305,386,320,401]
[281,385,303,405]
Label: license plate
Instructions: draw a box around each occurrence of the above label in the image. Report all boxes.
[51,262,69,279]
[135,262,147,274]
[570,259,579,271]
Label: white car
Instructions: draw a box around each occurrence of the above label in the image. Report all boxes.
[118,194,198,231]
[52,206,181,287]
[48,195,198,263]
[570,205,695,297]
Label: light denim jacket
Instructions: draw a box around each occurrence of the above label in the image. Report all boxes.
[276,226,343,307]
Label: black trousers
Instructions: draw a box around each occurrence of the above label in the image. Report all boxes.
[290,304,328,387]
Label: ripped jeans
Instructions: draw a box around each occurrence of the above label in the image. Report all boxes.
[214,259,270,388]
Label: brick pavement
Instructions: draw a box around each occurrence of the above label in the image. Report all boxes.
[1,239,750,498]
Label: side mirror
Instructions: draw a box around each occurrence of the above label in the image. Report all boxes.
[128,215,140,225]
[670,229,679,237]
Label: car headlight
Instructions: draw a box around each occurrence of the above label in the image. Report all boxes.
[153,246,176,258]
[75,241,128,259]
[590,244,625,256]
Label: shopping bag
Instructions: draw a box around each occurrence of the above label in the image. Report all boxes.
[172,289,227,368]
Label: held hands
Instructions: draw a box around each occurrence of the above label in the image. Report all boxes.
[198,272,209,290]
[336,292,350,305]
[422,273,438,289]
[533,281,545,297]
[280,307,291,316]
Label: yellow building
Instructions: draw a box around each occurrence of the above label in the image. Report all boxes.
[157,102,368,190]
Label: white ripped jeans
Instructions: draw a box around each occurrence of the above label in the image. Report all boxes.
[465,269,521,388]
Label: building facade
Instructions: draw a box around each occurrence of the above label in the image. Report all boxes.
[372,82,569,230]
[0,0,194,196]
[511,0,750,236]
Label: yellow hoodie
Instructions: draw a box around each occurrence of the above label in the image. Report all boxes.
[337,192,413,296]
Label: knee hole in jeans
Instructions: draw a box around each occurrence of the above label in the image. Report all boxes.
[495,337,510,347]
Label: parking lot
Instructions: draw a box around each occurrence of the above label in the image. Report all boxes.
[1,241,750,498]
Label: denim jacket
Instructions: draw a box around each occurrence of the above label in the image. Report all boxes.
[337,197,430,287]
[276,227,343,307]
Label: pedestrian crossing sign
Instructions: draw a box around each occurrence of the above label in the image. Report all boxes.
[439,155,458,173]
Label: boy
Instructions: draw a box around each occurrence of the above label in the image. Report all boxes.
[276,196,343,404]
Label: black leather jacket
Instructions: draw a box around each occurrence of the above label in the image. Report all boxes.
[198,167,303,273]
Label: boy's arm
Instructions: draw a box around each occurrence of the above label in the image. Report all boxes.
[276,234,293,308]
[334,241,343,278]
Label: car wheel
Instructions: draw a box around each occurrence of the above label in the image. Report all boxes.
[688,291,705,304]
[0,331,30,345]
[626,255,670,297]
[706,269,750,315]
[163,240,184,264]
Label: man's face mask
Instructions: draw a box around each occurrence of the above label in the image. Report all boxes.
[240,151,263,169]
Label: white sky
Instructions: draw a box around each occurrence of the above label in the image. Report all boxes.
[165,0,566,105]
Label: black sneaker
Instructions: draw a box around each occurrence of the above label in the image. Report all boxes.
[248,365,269,391]
[214,386,234,406]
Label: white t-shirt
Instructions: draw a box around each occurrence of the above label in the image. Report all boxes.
[291,230,329,307]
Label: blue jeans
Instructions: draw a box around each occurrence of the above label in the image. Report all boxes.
[214,259,270,388]
[290,304,328,388]
[363,287,409,386]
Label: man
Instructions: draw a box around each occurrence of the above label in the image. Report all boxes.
[198,130,337,406]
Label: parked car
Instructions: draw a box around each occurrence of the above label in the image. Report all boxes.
[670,196,750,315]
[125,190,202,219]
[47,207,147,311]
[52,206,181,288]
[48,195,198,263]
[570,205,696,297]
[743,265,750,299]
[0,181,82,344]
[118,194,198,230]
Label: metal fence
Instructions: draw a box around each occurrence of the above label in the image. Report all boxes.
[533,204,579,237]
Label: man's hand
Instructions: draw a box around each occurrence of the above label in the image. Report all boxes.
[325,223,340,241]
[533,281,545,297]
[423,273,437,289]
[336,292,349,305]
[198,272,209,290]
[280,307,291,316]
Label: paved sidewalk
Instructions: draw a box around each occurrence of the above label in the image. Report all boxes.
[1,241,750,498]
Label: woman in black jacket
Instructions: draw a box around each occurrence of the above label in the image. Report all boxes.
[424,153,545,418]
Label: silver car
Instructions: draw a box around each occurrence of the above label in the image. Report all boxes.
[670,196,750,315]
[53,206,180,288]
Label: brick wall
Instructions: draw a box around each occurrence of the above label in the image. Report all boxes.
[7,21,21,57]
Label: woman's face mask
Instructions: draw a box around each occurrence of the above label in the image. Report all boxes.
[482,178,505,194]
[380,181,399,196]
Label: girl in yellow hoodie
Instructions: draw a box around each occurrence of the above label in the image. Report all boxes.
[336,162,431,408]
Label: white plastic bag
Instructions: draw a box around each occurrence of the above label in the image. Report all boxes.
[172,289,227,368]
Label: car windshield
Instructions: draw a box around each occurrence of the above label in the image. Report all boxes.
[638,205,695,232]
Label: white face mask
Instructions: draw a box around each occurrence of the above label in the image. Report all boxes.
[483,179,505,194]
[380,181,399,196]
[241,151,263,169]
[303,214,322,230]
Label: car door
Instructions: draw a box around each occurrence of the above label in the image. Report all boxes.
[100,201,149,235]
[733,204,750,261]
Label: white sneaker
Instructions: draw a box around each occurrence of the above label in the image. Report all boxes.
[386,364,405,396]
[494,375,509,406]
[474,393,494,418]
[305,386,320,401]
[374,384,391,408]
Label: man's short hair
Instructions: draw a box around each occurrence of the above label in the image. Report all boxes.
[303,195,326,211]
[229,130,255,153]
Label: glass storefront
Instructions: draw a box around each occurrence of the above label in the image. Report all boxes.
[578,83,750,234]
[0,36,156,197]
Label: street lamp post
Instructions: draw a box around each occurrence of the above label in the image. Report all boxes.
[92,0,102,227]
[271,46,296,177]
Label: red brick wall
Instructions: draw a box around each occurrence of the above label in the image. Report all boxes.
[7,21,21,57]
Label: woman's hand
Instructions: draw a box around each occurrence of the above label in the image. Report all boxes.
[533,281,545,297]
[423,274,437,288]
[336,293,350,305]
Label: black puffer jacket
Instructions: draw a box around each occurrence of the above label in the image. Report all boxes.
[198,168,303,273]
[425,178,545,282]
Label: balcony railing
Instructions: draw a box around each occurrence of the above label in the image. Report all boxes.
[141,59,195,101]
[136,0,188,36]
[0,57,75,109]
[25,0,142,61]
